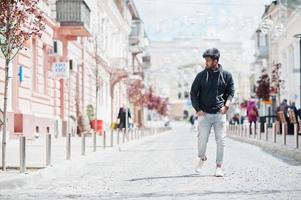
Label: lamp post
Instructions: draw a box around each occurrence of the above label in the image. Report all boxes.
[294,33,301,108]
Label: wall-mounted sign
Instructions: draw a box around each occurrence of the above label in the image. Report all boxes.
[52,62,69,79]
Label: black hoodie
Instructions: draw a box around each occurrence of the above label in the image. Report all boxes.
[190,64,235,114]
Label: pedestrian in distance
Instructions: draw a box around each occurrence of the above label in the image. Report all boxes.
[246,99,259,135]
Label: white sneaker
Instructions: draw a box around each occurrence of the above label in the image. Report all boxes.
[195,159,204,173]
[215,167,224,177]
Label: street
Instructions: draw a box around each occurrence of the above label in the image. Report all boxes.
[1,122,301,200]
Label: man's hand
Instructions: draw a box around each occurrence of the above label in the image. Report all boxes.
[219,106,229,114]
[196,110,205,117]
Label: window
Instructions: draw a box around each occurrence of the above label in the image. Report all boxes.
[259,33,267,47]
[288,44,295,71]
[43,45,48,95]
[184,91,189,99]
[178,92,182,99]
[32,38,38,92]
[32,39,46,94]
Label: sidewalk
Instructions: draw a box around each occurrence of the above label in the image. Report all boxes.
[227,124,301,161]
[0,126,171,189]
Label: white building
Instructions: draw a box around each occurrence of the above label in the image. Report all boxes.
[254,1,301,108]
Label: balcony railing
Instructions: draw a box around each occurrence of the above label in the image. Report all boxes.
[256,46,268,59]
[56,0,91,37]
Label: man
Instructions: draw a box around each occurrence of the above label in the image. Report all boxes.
[190,48,235,177]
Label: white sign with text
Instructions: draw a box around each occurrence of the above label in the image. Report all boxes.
[52,62,69,79]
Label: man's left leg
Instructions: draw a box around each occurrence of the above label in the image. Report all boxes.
[213,113,226,176]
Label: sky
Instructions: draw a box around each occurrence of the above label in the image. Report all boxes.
[134,0,272,63]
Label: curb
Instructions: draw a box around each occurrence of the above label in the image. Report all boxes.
[228,135,301,161]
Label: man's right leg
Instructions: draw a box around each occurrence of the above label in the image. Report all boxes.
[197,114,212,160]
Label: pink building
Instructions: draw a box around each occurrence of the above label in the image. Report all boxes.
[0,0,141,139]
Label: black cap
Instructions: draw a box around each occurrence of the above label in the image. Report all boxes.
[202,48,220,61]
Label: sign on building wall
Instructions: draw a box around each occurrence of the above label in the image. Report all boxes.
[52,62,69,79]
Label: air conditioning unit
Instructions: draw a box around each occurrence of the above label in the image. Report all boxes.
[51,40,63,56]
[69,59,78,73]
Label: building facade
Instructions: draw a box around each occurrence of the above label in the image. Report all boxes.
[0,0,146,139]
[253,0,301,109]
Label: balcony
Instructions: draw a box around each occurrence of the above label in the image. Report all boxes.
[129,20,145,53]
[56,0,91,37]
[255,46,268,59]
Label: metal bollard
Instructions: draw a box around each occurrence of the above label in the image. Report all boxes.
[235,124,239,136]
[110,129,114,147]
[272,123,277,143]
[132,128,134,140]
[129,129,133,141]
[258,123,262,140]
[241,124,244,137]
[252,122,257,139]
[241,124,243,137]
[103,131,106,149]
[294,123,299,149]
[226,125,229,135]
[66,133,71,160]
[81,133,86,156]
[117,130,120,145]
[134,128,136,140]
[240,124,243,137]
[248,123,252,138]
[122,128,126,143]
[93,131,96,152]
[264,122,268,141]
[46,134,51,166]
[19,136,26,173]
[138,128,141,139]
[282,123,286,145]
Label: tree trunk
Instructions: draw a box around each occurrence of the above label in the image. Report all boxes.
[2,59,10,171]
[95,86,98,123]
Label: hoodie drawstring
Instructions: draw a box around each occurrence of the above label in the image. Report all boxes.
[206,70,226,85]
[219,71,226,85]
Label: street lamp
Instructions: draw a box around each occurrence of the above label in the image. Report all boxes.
[294,33,301,108]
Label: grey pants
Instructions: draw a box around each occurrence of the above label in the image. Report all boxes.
[197,113,226,165]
